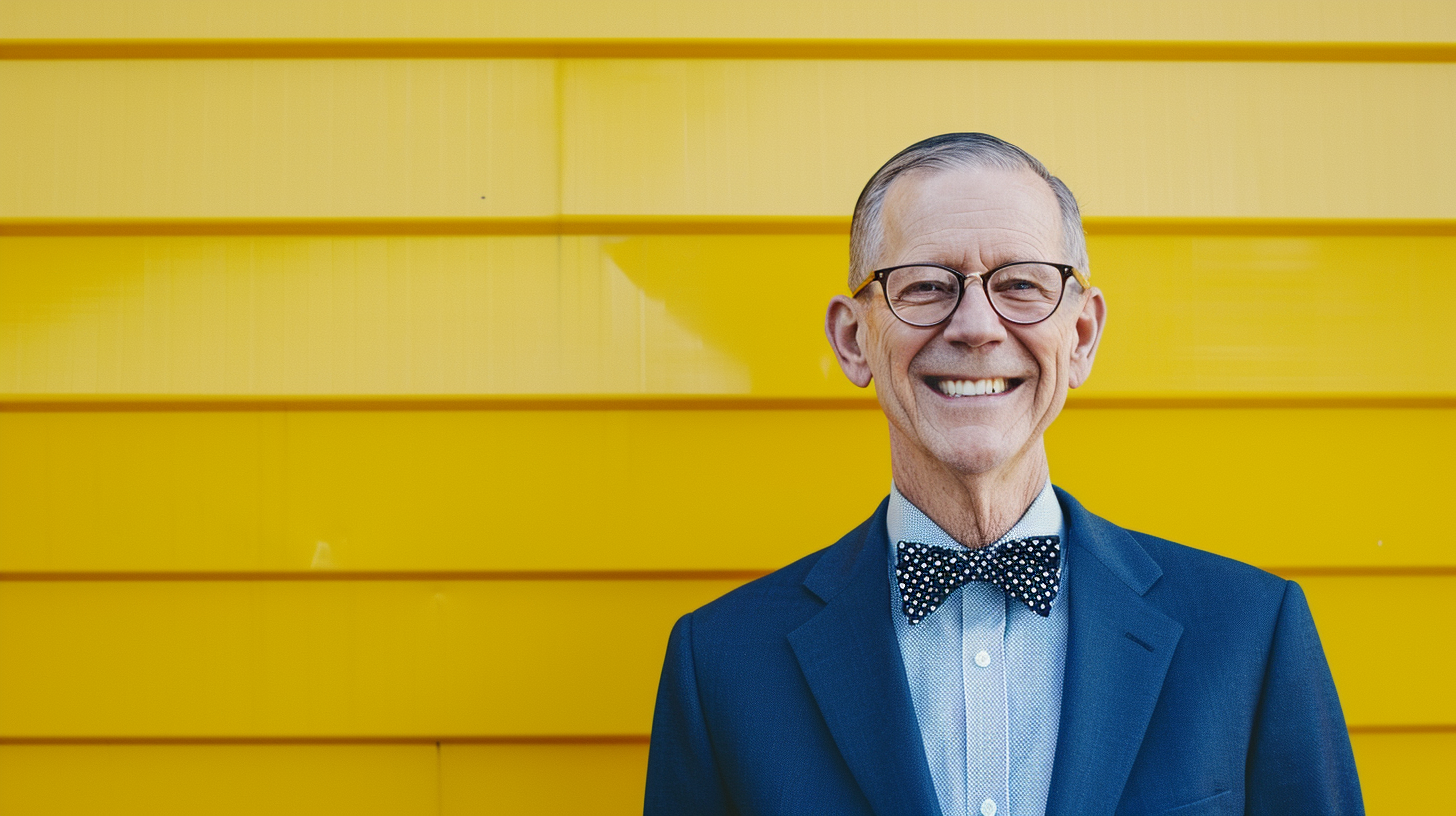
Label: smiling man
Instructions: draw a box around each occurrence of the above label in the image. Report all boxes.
[644,133,1362,816]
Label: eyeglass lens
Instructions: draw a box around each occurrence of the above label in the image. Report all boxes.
[884,264,1064,325]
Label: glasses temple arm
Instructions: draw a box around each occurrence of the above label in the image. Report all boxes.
[849,274,877,297]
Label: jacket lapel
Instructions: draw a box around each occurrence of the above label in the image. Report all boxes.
[787,501,942,816]
[1045,488,1184,815]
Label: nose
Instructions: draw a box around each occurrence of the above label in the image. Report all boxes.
[940,276,1008,347]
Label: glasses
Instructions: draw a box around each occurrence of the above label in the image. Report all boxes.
[851,261,1090,327]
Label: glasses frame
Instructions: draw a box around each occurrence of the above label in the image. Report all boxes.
[850,261,1091,327]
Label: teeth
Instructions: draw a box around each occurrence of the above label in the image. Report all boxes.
[936,378,1009,397]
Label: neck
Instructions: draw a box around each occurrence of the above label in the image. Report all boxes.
[891,443,1049,549]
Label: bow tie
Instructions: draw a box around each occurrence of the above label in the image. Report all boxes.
[895,536,1062,624]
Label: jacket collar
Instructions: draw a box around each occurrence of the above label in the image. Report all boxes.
[1045,487,1184,815]
[789,498,943,816]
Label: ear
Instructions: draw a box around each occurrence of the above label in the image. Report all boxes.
[825,295,874,388]
[1067,287,1106,389]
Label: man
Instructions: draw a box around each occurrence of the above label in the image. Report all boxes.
[644,133,1362,816]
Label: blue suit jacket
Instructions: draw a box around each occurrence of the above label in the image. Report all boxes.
[645,488,1362,815]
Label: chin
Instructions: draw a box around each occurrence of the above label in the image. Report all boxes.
[926,431,1023,477]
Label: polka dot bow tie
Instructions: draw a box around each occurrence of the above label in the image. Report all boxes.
[895,536,1062,624]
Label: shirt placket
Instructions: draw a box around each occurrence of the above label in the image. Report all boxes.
[962,582,1010,816]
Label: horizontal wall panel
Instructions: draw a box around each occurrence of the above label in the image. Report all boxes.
[1089,234,1456,394]
[0,234,783,396]
[4,234,1454,395]
[0,579,739,736]
[0,737,1443,815]
[0,744,437,816]
[0,576,1449,735]
[441,744,647,816]
[1349,731,1456,816]
[1048,408,1456,572]
[3,0,1452,43]
[0,408,887,572]
[563,60,1456,219]
[0,60,558,219]
[4,61,1453,220]
[1,407,1450,571]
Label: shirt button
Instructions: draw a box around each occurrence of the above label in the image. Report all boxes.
[975,650,991,668]
[981,798,997,816]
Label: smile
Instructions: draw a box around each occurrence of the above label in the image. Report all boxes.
[928,377,1020,397]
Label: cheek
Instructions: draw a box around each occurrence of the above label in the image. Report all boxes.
[865,325,914,387]
[1043,324,1079,376]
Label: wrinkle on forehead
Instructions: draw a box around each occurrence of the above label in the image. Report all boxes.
[879,167,1065,271]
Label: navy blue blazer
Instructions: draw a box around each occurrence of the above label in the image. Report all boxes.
[645,488,1362,815]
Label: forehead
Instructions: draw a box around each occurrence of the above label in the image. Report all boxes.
[878,165,1064,269]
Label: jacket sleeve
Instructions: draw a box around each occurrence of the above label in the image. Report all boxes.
[644,613,732,816]
[1245,581,1364,816]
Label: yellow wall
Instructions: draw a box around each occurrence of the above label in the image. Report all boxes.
[2,2,1453,813]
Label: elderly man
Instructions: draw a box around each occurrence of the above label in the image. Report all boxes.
[644,133,1362,816]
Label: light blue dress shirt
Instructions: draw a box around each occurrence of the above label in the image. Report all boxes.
[887,480,1068,816]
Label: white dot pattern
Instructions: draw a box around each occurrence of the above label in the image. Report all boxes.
[896,535,1062,624]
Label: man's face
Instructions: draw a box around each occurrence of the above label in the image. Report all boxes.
[832,165,1104,482]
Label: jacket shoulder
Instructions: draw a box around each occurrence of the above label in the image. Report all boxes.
[1123,526,1294,632]
[1131,528,1285,591]
[1058,486,1290,614]
[686,501,886,640]
[695,545,827,622]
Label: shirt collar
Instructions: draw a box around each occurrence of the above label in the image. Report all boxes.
[887,478,1064,555]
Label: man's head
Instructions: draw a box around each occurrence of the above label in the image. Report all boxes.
[826,133,1106,493]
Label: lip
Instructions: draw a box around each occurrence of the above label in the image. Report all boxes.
[921,376,1025,400]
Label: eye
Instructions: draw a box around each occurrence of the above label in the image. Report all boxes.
[906,280,953,294]
[887,267,961,304]
[892,280,957,305]
[989,264,1061,301]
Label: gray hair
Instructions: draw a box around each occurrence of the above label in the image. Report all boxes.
[848,133,1088,290]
